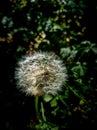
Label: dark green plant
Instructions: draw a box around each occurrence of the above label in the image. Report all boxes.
[0,0,97,129]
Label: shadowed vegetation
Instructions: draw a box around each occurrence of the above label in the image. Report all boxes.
[0,0,97,129]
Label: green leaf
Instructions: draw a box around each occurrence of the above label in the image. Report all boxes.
[64,90,69,99]
[91,47,97,54]
[43,94,53,102]
[50,98,58,107]
[51,127,59,130]
[79,65,84,76]
[79,99,84,106]
[60,47,71,58]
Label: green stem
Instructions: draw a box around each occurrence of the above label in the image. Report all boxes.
[41,102,46,122]
[68,85,92,110]
[35,96,39,115]
[35,96,41,122]
[58,95,70,108]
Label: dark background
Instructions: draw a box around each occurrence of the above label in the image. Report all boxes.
[0,0,97,129]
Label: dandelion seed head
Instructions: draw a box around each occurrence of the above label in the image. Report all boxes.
[15,52,67,96]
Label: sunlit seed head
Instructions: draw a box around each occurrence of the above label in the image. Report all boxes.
[15,52,68,96]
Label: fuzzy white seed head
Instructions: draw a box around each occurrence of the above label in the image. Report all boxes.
[15,52,67,96]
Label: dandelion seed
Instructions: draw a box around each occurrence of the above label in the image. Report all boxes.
[15,52,67,96]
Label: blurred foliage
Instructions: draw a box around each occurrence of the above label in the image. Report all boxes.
[0,0,97,129]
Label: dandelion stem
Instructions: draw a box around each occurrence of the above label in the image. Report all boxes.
[41,102,46,122]
[35,96,39,115]
[35,96,41,122]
